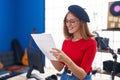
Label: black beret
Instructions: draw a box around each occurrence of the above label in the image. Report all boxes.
[68,5,90,22]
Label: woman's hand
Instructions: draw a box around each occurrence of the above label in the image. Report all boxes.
[50,48,70,63]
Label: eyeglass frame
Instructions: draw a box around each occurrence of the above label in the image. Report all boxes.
[64,19,80,26]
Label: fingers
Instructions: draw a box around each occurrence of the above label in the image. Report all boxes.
[50,48,61,59]
[50,48,61,53]
[51,48,61,52]
[55,55,60,59]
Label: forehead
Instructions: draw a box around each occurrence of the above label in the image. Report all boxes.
[66,12,78,20]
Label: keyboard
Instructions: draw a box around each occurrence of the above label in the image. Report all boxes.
[0,70,11,79]
[0,71,23,79]
[0,67,29,79]
[0,69,28,80]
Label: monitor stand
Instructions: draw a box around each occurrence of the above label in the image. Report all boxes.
[26,65,42,80]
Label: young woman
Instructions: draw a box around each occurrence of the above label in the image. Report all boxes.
[50,5,97,80]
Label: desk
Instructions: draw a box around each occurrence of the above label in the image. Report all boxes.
[7,67,120,80]
[7,67,60,80]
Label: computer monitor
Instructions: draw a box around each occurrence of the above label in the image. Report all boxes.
[26,47,44,80]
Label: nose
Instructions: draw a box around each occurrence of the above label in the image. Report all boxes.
[66,21,72,26]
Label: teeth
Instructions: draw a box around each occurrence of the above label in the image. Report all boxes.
[68,27,73,30]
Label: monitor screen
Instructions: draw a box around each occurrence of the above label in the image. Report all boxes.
[26,47,44,80]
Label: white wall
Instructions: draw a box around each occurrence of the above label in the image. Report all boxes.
[45,0,120,68]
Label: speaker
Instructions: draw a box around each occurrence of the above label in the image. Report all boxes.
[107,1,120,30]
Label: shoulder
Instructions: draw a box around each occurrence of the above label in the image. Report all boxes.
[87,37,97,46]
[63,39,71,43]
[81,37,97,47]
[88,37,96,42]
[62,39,71,47]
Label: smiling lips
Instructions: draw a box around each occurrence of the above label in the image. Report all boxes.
[68,27,74,32]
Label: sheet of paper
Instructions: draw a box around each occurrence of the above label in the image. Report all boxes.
[31,33,57,61]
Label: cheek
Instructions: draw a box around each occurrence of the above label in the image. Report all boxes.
[74,25,80,31]
[68,26,80,33]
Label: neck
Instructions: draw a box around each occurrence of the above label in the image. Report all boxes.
[72,34,82,41]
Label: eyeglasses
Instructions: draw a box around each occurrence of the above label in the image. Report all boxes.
[65,19,79,25]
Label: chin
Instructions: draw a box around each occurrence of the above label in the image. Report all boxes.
[68,31,73,34]
[68,30,74,34]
